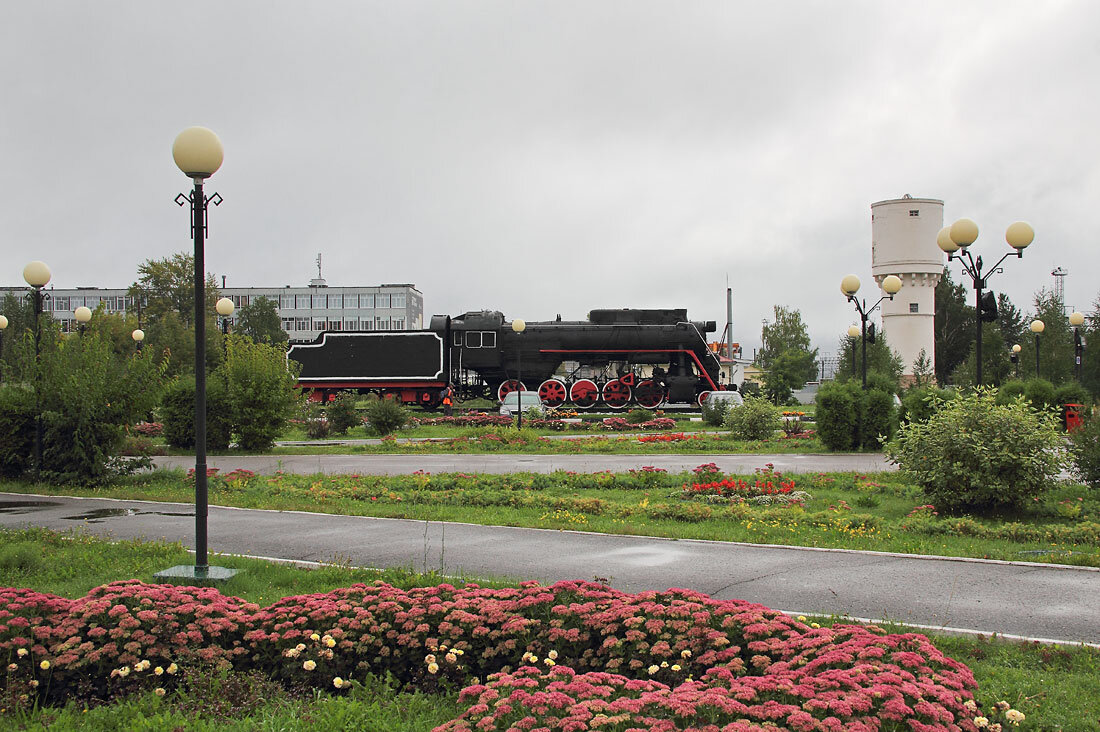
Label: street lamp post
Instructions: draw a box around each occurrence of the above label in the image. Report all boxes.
[1030,320,1044,379]
[132,329,145,352]
[0,315,7,383]
[840,274,902,389]
[512,319,526,428]
[216,298,235,385]
[23,261,51,476]
[1070,311,1086,382]
[1010,343,1021,379]
[156,126,235,584]
[74,306,92,336]
[847,324,860,378]
[937,219,1034,386]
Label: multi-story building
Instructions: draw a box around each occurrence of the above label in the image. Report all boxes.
[0,280,424,343]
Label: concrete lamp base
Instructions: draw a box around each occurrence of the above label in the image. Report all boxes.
[154,565,239,586]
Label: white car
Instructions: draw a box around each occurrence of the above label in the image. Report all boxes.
[698,390,744,409]
[499,391,547,417]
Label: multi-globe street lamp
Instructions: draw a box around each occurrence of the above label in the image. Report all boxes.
[1030,319,1044,378]
[840,273,902,389]
[74,306,92,335]
[1010,343,1022,379]
[156,126,235,584]
[936,219,1034,386]
[1070,311,1086,382]
[23,261,51,476]
[512,318,526,428]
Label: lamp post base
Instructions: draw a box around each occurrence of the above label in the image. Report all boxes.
[154,564,239,586]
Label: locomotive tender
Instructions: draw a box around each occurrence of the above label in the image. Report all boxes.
[287,308,724,409]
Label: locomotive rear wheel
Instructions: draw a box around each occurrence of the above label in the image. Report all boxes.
[634,379,665,409]
[497,380,526,401]
[602,379,631,409]
[569,379,599,409]
[538,378,568,408]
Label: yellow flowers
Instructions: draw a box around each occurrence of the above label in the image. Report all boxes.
[310,633,321,641]
[17,649,27,658]
[167,663,178,675]
[154,666,164,676]
[39,660,50,671]
[681,649,691,658]
[427,662,439,674]
[303,660,316,671]
[333,677,346,689]
[323,634,336,648]
[1005,709,1025,725]
[134,660,151,672]
[647,665,659,674]
[154,688,166,697]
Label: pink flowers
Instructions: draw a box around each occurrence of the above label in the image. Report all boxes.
[0,579,984,729]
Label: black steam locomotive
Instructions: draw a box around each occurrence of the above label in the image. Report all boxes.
[287,308,724,409]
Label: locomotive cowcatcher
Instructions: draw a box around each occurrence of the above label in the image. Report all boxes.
[287,308,725,409]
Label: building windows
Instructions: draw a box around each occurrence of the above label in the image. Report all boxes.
[392,318,405,330]
[52,296,70,311]
[376,293,390,309]
[294,317,309,331]
[344,318,359,330]
[910,303,919,313]
[231,295,249,308]
[312,318,327,331]
[281,294,295,309]
[281,318,295,332]
[328,293,342,309]
[359,293,374,308]
[296,294,311,309]
[391,293,406,309]
[909,210,920,217]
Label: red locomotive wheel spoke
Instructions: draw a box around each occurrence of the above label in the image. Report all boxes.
[569,379,598,409]
[539,379,568,407]
[602,379,631,409]
[497,380,525,401]
[635,379,665,409]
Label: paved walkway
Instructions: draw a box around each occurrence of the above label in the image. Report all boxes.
[2,491,1097,646]
[152,453,894,475]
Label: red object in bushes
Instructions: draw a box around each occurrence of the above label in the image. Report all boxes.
[1065,403,1084,432]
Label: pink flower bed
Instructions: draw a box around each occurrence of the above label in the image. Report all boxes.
[2,580,983,729]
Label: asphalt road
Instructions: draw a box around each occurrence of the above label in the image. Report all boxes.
[152,453,895,475]
[3,491,1097,646]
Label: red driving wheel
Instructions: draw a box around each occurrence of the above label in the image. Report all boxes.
[602,379,632,409]
[538,378,568,407]
[497,380,526,401]
[634,379,665,409]
[569,379,599,409]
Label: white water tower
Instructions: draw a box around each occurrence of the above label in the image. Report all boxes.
[871,195,944,381]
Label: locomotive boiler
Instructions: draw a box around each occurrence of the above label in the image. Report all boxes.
[287,308,724,409]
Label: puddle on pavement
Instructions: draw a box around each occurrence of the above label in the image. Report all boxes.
[61,508,194,523]
[0,500,61,514]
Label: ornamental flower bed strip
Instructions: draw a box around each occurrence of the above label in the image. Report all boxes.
[3,579,986,729]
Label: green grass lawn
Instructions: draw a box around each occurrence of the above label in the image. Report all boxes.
[1,527,1096,731]
[5,467,1098,568]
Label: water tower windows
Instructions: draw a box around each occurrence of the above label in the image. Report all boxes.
[909,210,920,216]
[910,303,920,313]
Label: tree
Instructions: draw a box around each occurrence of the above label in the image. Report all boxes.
[911,349,934,388]
[833,330,904,387]
[934,267,974,386]
[221,335,301,451]
[236,296,288,346]
[129,252,219,328]
[950,321,1012,387]
[757,305,816,371]
[1020,288,1074,385]
[995,292,1026,350]
[761,349,815,404]
[1082,293,1100,399]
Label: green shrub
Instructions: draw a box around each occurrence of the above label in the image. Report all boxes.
[723,397,781,440]
[1023,378,1057,413]
[305,403,331,439]
[739,381,762,398]
[899,386,946,425]
[160,376,233,451]
[995,379,1026,405]
[1055,382,1090,409]
[625,408,652,425]
[884,388,1067,512]
[224,336,301,452]
[0,541,43,574]
[364,396,409,436]
[814,380,860,451]
[700,399,728,427]
[861,388,896,449]
[1069,410,1100,491]
[0,384,35,478]
[326,392,360,435]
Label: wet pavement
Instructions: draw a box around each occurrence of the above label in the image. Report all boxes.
[2,492,1098,646]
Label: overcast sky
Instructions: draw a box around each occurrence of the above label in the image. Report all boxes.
[3,1,1098,361]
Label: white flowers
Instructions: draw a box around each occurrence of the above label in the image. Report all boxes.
[1005,709,1025,725]
[333,677,346,689]
[303,660,316,671]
